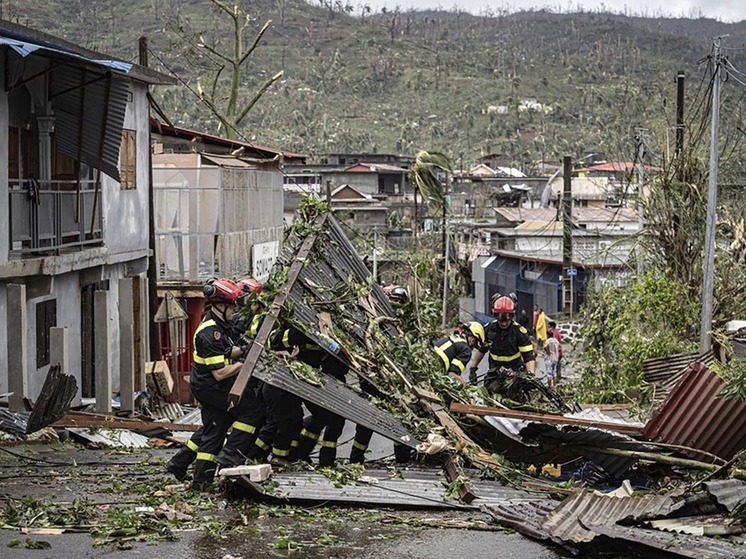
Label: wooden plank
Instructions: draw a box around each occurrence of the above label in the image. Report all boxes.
[229,214,327,407]
[51,411,200,432]
[442,453,477,504]
[449,402,644,437]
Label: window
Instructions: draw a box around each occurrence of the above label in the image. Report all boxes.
[120,129,137,190]
[36,299,57,368]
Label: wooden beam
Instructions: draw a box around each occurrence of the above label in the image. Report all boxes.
[51,411,200,432]
[449,402,644,437]
[442,453,477,504]
[228,214,327,407]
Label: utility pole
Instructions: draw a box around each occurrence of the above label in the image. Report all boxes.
[675,71,686,175]
[700,40,722,354]
[562,156,573,316]
[635,128,646,276]
[441,177,450,329]
[140,36,161,361]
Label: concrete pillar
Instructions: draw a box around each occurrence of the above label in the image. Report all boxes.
[37,116,55,182]
[50,326,79,406]
[94,289,111,413]
[119,278,135,412]
[6,284,28,412]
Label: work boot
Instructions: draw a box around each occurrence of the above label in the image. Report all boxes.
[269,455,293,469]
[290,432,317,463]
[349,446,366,464]
[318,445,337,468]
[166,447,195,481]
[394,444,414,464]
[193,460,217,486]
[215,447,245,468]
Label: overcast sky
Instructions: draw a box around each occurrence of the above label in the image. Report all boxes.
[360,0,746,23]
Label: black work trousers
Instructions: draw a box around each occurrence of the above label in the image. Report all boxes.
[191,384,264,484]
[253,383,302,460]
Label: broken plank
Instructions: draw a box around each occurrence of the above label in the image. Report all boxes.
[51,413,200,432]
[229,214,327,407]
[449,402,644,437]
[443,453,477,504]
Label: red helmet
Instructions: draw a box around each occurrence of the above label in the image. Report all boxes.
[238,277,263,296]
[384,285,409,304]
[492,295,515,315]
[203,278,242,305]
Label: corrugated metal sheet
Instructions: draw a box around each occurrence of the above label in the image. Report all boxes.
[481,500,563,543]
[68,428,151,449]
[229,467,533,510]
[254,357,418,448]
[26,365,77,434]
[542,488,685,543]
[0,409,30,436]
[643,363,746,461]
[647,515,745,536]
[703,479,746,513]
[592,523,746,559]
[643,350,716,405]
[51,67,129,181]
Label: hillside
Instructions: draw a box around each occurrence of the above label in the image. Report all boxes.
[7,1,746,172]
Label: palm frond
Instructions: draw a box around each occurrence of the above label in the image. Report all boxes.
[411,150,452,214]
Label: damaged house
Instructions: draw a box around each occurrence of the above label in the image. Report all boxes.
[0,21,173,412]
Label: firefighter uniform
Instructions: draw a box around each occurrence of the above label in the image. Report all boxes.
[482,319,535,384]
[190,310,264,484]
[291,351,349,467]
[433,334,473,379]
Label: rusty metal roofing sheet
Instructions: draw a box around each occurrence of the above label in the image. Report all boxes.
[230,467,534,510]
[542,488,685,543]
[643,350,716,405]
[591,523,746,559]
[254,356,419,448]
[643,363,746,461]
[703,479,746,513]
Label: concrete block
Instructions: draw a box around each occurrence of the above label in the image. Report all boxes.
[145,360,174,397]
[218,463,272,481]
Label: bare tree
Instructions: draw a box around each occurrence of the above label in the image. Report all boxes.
[191,0,284,140]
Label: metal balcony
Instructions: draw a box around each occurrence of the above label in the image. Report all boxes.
[8,178,103,257]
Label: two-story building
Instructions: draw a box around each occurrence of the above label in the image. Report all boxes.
[0,21,173,411]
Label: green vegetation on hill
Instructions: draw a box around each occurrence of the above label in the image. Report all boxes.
[8,1,746,173]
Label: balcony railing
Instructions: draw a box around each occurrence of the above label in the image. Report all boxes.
[9,178,103,257]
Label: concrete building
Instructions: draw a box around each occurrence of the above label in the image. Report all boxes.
[151,131,287,400]
[0,21,173,411]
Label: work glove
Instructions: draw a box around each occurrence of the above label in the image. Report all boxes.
[469,366,479,385]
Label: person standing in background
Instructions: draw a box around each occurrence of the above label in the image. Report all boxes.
[535,308,547,352]
[549,320,563,384]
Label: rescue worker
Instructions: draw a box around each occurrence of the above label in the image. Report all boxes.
[189,278,265,486]
[433,322,486,383]
[166,277,266,481]
[243,323,314,466]
[350,284,413,465]
[469,296,536,390]
[290,340,350,468]
[383,284,410,304]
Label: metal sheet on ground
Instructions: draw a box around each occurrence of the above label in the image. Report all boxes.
[228,467,537,510]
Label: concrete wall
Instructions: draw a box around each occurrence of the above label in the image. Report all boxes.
[103,81,151,253]
[0,60,152,406]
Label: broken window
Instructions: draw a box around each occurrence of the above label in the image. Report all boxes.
[36,299,57,369]
[120,129,137,190]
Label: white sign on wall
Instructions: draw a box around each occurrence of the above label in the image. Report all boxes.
[252,241,280,282]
